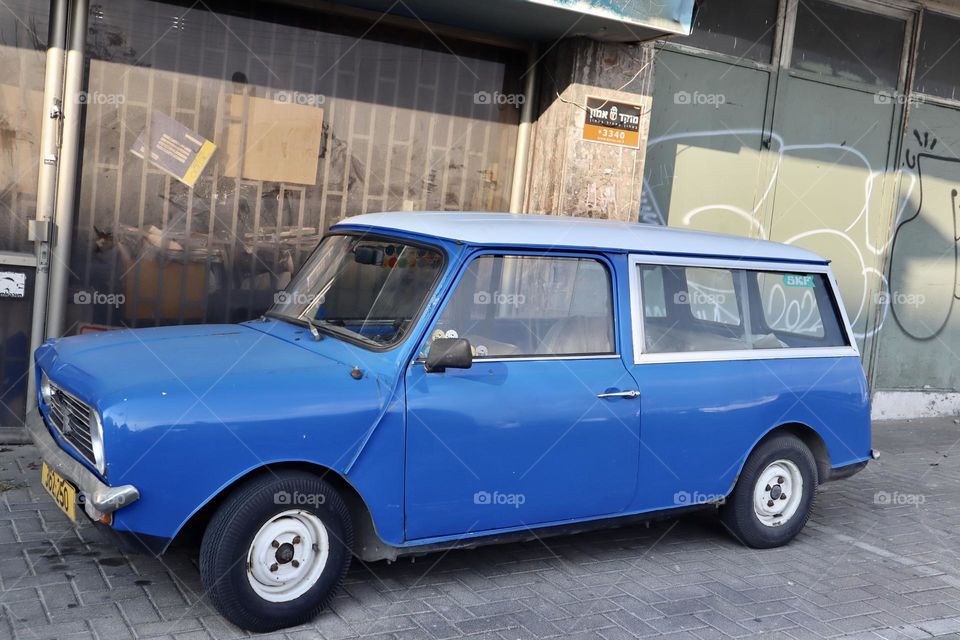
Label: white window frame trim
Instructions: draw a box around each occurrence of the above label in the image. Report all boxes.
[627,254,861,365]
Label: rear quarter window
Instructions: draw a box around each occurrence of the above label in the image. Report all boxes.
[636,262,850,355]
[750,271,849,348]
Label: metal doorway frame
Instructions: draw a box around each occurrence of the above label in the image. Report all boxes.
[0,0,72,439]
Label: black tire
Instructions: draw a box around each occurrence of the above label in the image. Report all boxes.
[719,435,818,549]
[199,471,353,632]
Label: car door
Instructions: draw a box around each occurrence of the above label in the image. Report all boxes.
[404,251,640,540]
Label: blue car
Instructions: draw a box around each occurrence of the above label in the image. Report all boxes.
[30,212,874,631]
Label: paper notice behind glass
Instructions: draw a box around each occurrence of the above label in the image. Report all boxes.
[222,94,323,185]
[130,110,216,188]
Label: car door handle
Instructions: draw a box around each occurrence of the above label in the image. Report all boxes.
[596,390,640,399]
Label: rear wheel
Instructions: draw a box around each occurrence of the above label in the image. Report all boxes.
[720,435,818,548]
[199,471,352,632]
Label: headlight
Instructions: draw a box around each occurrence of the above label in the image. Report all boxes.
[40,371,53,405]
[90,411,106,475]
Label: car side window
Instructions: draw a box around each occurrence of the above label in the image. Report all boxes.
[427,255,615,358]
[637,263,850,354]
[684,267,740,326]
[640,265,750,353]
[641,266,667,318]
[749,271,849,347]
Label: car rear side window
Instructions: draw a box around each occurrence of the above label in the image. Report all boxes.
[751,271,849,347]
[638,263,849,354]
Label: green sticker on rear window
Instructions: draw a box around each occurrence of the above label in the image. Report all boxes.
[783,274,815,287]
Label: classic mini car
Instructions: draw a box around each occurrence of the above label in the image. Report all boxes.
[31,212,875,631]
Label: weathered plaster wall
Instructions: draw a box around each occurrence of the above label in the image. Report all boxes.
[526,38,654,221]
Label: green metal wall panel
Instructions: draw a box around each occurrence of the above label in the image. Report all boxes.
[642,50,772,237]
[875,101,960,391]
[644,52,905,363]
[766,75,901,348]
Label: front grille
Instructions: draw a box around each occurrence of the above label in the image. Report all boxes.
[46,383,97,467]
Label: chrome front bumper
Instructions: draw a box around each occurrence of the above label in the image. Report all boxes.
[27,410,139,515]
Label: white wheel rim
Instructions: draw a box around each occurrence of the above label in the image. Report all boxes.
[752,459,804,527]
[246,509,329,602]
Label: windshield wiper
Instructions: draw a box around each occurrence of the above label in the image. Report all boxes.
[266,311,382,346]
[313,318,379,346]
[264,311,323,341]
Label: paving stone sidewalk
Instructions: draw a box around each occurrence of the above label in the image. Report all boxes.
[2,419,960,640]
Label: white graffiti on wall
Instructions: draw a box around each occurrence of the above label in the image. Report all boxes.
[892,131,960,342]
[639,127,943,342]
[764,285,824,337]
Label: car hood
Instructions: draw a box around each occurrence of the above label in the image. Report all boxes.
[35,322,388,411]
[35,322,403,487]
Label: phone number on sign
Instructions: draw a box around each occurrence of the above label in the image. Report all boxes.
[595,128,627,140]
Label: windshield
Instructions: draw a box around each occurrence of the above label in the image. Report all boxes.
[270,234,444,347]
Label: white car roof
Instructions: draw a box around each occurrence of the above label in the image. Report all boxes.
[334,212,828,264]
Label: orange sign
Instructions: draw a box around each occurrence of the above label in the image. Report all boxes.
[582,96,642,148]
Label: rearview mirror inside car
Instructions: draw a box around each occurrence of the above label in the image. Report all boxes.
[354,246,384,265]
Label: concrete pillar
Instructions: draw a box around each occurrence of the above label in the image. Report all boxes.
[525,38,655,222]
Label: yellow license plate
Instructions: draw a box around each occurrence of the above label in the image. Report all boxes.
[41,462,78,522]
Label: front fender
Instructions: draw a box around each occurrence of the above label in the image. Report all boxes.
[106,372,406,547]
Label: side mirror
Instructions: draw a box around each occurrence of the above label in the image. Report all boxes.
[424,338,473,373]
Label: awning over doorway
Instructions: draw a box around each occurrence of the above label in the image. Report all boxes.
[326,0,697,42]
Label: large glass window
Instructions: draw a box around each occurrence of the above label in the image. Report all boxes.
[638,264,849,354]
[0,0,47,253]
[913,12,960,101]
[427,255,615,358]
[66,0,524,332]
[792,0,905,88]
[674,0,779,64]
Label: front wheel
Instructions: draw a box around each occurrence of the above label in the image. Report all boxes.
[199,471,353,632]
[719,435,818,548]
